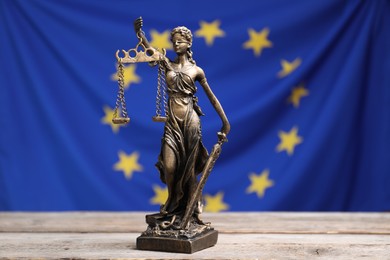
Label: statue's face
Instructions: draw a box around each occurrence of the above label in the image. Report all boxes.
[172,33,191,55]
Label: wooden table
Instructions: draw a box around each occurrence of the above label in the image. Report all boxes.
[0,212,389,259]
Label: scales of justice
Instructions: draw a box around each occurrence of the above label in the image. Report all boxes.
[112,17,230,253]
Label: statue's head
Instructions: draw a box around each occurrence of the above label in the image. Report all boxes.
[170,26,193,45]
[170,26,195,64]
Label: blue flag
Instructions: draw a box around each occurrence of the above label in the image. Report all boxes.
[1,0,389,211]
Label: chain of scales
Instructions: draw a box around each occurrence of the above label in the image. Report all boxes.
[112,30,168,125]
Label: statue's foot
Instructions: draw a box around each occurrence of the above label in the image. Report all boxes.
[159,205,168,215]
[193,214,210,226]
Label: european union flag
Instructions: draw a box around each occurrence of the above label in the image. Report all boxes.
[1,0,389,211]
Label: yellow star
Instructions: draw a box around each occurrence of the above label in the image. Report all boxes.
[288,84,309,108]
[243,27,272,56]
[113,151,143,180]
[149,30,172,50]
[150,185,168,205]
[277,58,302,78]
[195,20,225,46]
[246,169,274,198]
[101,105,123,133]
[111,64,141,89]
[203,191,229,213]
[276,126,303,155]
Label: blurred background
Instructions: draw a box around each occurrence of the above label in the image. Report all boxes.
[1,0,389,212]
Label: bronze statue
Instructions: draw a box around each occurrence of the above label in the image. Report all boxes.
[113,17,230,253]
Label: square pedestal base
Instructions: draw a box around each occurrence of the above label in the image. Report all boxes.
[136,229,218,254]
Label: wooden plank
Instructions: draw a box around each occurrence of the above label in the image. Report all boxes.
[1,212,389,234]
[0,233,389,259]
[215,212,390,235]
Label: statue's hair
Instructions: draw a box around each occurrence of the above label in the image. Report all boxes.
[171,26,195,64]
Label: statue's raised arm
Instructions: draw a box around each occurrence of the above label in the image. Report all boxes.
[133,17,150,49]
[115,17,165,63]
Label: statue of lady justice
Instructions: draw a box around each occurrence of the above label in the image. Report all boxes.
[114,17,230,252]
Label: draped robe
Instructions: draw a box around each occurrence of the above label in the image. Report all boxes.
[155,65,209,216]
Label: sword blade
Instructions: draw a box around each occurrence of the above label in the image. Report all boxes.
[180,141,223,229]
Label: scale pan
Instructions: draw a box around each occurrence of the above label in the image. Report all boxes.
[152,116,167,123]
[112,117,130,124]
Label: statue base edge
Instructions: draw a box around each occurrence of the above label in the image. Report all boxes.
[136,229,218,254]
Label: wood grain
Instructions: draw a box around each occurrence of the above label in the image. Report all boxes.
[1,212,389,234]
[0,212,389,259]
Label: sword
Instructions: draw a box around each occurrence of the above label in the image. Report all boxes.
[180,132,227,230]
